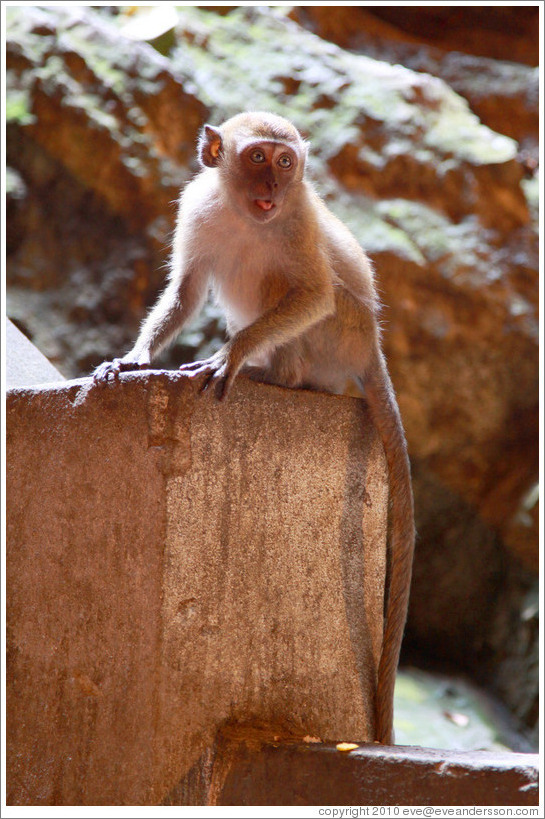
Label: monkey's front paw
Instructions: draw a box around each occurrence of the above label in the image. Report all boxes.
[93,358,147,383]
[93,359,123,383]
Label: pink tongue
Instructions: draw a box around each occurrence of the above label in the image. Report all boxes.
[255,199,273,211]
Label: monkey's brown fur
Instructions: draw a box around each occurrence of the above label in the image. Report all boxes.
[94,112,415,745]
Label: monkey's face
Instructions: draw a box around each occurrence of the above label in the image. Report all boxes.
[230,139,301,224]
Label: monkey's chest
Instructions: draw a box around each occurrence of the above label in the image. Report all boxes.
[211,241,287,332]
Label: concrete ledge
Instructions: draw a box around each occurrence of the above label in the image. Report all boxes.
[163,727,539,807]
[7,371,388,805]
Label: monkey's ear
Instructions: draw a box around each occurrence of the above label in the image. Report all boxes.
[199,124,223,168]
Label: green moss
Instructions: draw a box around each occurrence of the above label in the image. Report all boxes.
[67,90,121,133]
[6,86,35,125]
[72,46,127,96]
[168,4,519,179]
[330,195,426,265]
[6,6,54,63]
[376,199,453,263]
[423,88,517,164]
[374,199,503,286]
[8,3,521,174]
[7,2,528,289]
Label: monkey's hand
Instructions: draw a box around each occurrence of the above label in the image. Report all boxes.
[179,345,240,401]
[93,352,151,383]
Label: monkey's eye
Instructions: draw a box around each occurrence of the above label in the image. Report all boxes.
[250,150,266,164]
[278,154,292,169]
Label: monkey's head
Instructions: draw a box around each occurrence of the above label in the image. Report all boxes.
[198,112,308,224]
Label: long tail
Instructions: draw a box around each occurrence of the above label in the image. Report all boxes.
[363,351,415,745]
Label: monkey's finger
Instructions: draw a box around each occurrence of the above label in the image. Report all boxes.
[215,377,229,401]
[179,362,203,372]
[179,357,216,372]
[200,366,225,393]
[215,369,236,401]
[180,363,216,383]
[93,361,120,383]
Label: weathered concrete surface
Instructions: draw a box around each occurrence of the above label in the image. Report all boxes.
[6,371,388,805]
[6,318,65,388]
[175,731,538,807]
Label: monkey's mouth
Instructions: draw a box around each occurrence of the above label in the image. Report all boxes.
[254,199,275,212]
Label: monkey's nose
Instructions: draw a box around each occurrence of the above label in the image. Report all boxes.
[265,175,278,193]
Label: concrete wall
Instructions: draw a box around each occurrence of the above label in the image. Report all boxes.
[164,729,537,807]
[7,371,388,805]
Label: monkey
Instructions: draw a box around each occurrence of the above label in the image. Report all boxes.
[93,111,415,745]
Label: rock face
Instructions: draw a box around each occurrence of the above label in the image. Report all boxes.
[6,5,211,375]
[291,6,539,155]
[7,373,387,805]
[6,5,539,739]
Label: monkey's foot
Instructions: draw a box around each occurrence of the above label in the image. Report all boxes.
[179,353,236,401]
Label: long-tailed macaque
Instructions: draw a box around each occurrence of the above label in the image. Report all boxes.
[94,111,415,745]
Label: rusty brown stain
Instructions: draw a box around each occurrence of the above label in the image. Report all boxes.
[147,376,193,477]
